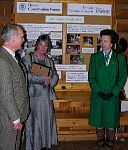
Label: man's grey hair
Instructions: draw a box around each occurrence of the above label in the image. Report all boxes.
[1,23,24,42]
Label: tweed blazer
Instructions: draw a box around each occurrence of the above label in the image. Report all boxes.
[0,47,29,132]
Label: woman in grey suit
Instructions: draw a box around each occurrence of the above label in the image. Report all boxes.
[22,34,59,150]
[0,24,29,150]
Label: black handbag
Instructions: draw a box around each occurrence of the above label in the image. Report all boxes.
[116,54,126,100]
[119,90,125,100]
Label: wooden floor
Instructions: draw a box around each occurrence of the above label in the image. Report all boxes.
[51,139,128,150]
[21,138,128,150]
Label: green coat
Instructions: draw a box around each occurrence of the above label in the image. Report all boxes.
[88,51,127,128]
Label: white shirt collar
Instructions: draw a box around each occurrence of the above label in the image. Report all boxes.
[103,50,112,56]
[2,46,17,62]
[2,46,15,57]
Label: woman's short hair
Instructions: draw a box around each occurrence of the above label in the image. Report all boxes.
[100,29,119,44]
[35,34,52,52]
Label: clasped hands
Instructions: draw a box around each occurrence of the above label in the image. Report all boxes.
[98,92,114,100]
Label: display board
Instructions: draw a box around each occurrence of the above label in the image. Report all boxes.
[14,1,112,87]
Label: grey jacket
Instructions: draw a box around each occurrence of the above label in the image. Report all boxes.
[22,53,59,100]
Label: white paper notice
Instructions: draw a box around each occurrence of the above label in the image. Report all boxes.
[82,48,94,53]
[21,23,62,32]
[17,2,62,14]
[67,3,112,16]
[51,49,62,55]
[27,31,49,40]
[66,72,88,82]
[55,64,86,71]
[124,78,128,98]
[46,16,84,23]
[50,32,62,39]
[121,101,128,112]
[20,23,62,39]
[67,24,111,34]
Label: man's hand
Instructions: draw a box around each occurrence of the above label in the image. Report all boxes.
[13,122,23,131]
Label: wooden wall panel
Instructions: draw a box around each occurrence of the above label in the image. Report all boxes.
[0,1,13,45]
[0,2,4,16]
[86,16,112,25]
[5,1,14,16]
[14,14,46,23]
[116,4,128,18]
[116,0,128,4]
[116,19,128,32]
[14,0,113,2]
[14,0,51,2]
[114,0,128,46]
[0,18,5,26]
[53,0,112,3]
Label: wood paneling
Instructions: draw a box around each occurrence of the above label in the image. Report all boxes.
[116,19,128,32]
[53,0,112,3]
[0,1,13,45]
[116,4,128,18]
[114,0,128,44]
[0,2,4,16]
[14,0,51,2]
[116,0,128,4]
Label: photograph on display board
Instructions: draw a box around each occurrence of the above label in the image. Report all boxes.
[67,33,80,44]
[25,39,36,53]
[70,55,84,64]
[51,55,62,64]
[52,39,62,49]
[66,45,80,54]
[83,36,93,46]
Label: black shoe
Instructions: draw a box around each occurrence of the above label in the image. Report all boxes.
[104,145,113,150]
[106,139,114,148]
[98,139,105,147]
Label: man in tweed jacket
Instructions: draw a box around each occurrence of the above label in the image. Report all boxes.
[0,24,29,150]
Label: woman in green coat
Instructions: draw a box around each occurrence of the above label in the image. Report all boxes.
[88,29,127,149]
